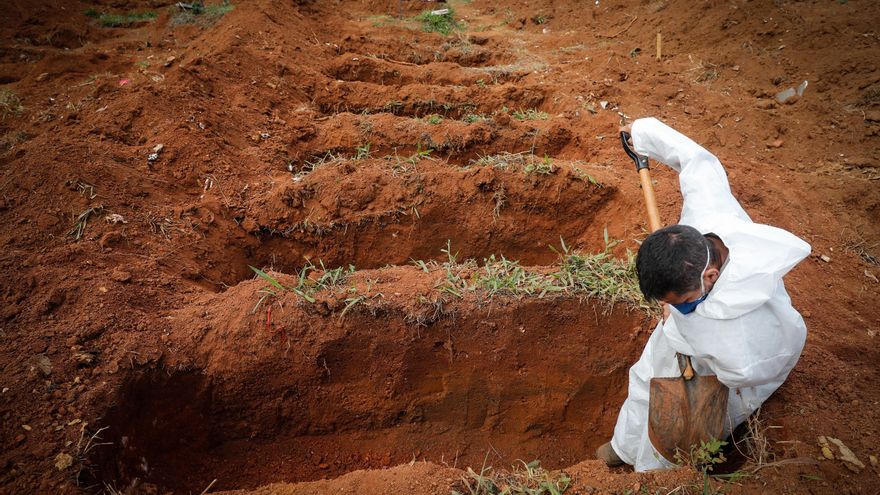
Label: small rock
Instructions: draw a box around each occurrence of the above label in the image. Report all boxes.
[851,399,860,407]
[74,352,96,367]
[111,269,132,283]
[36,73,49,82]
[35,355,52,377]
[54,452,74,471]
[98,287,108,293]
[318,463,330,470]
[14,433,26,445]
[241,217,259,232]
[828,437,866,472]
[163,56,175,67]
[21,424,32,431]
[820,255,831,263]
[865,110,880,123]
[104,213,127,225]
[756,99,777,110]
[869,454,878,468]
[767,139,784,148]
[152,144,164,153]
[821,446,834,460]
[802,310,812,318]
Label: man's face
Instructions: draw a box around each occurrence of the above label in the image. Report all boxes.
[660,267,721,305]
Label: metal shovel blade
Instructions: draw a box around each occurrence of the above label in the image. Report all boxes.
[647,374,729,463]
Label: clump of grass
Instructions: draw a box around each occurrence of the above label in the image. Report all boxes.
[171,1,234,26]
[425,114,443,125]
[674,438,729,495]
[68,206,104,241]
[436,241,475,298]
[291,151,345,181]
[0,89,24,120]
[470,151,530,171]
[512,108,549,121]
[469,152,557,176]
[415,8,461,35]
[249,260,356,305]
[473,255,554,297]
[453,458,570,495]
[385,144,434,175]
[97,11,157,28]
[571,166,603,187]
[463,113,488,123]
[429,234,645,309]
[523,155,554,175]
[355,143,371,159]
[83,8,99,18]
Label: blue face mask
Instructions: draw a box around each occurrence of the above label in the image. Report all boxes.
[671,245,711,315]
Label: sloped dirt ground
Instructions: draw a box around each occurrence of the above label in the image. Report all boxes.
[0,0,879,493]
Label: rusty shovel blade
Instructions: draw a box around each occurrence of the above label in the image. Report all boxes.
[647,374,729,463]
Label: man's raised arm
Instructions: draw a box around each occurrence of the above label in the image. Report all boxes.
[630,117,750,222]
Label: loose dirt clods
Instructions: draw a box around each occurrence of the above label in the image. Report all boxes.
[1,0,879,494]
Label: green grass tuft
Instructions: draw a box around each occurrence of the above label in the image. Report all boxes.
[98,11,157,27]
[0,90,24,120]
[512,108,549,121]
[415,8,461,35]
[453,459,570,495]
[425,235,647,310]
[171,1,234,26]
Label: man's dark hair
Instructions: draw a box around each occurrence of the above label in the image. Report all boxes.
[636,225,713,301]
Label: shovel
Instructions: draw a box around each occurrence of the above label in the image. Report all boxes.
[620,131,729,463]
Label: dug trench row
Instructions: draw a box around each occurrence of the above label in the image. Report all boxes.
[237,155,618,281]
[324,51,528,87]
[89,265,652,493]
[286,109,575,163]
[311,79,547,120]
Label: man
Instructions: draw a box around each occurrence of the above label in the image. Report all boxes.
[596,117,811,471]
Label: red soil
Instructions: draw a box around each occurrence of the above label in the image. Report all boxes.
[0,0,878,494]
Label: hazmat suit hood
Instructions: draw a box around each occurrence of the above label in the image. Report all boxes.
[689,215,811,320]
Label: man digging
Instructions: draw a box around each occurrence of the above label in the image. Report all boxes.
[596,117,811,471]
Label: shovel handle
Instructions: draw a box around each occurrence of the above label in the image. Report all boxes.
[621,131,662,232]
[682,356,695,380]
[639,168,662,233]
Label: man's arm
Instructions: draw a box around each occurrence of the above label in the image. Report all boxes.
[630,118,750,221]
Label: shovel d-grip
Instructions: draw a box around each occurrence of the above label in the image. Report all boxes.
[620,131,649,171]
[620,131,661,232]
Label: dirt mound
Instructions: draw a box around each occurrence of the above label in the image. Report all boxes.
[1,0,879,494]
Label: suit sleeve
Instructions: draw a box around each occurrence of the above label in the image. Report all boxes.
[630,117,749,220]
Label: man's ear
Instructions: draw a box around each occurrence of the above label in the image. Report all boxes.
[704,267,721,286]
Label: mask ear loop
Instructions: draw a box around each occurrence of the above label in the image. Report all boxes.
[699,244,711,295]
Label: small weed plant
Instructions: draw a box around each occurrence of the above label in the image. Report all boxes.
[68,206,104,241]
[470,152,557,176]
[463,113,488,123]
[0,90,24,119]
[94,11,157,27]
[427,233,645,309]
[171,1,234,26]
[453,458,570,495]
[674,439,728,495]
[249,261,356,306]
[416,8,461,35]
[523,155,555,175]
[512,108,549,121]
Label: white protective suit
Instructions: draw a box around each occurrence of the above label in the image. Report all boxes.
[610,117,811,471]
